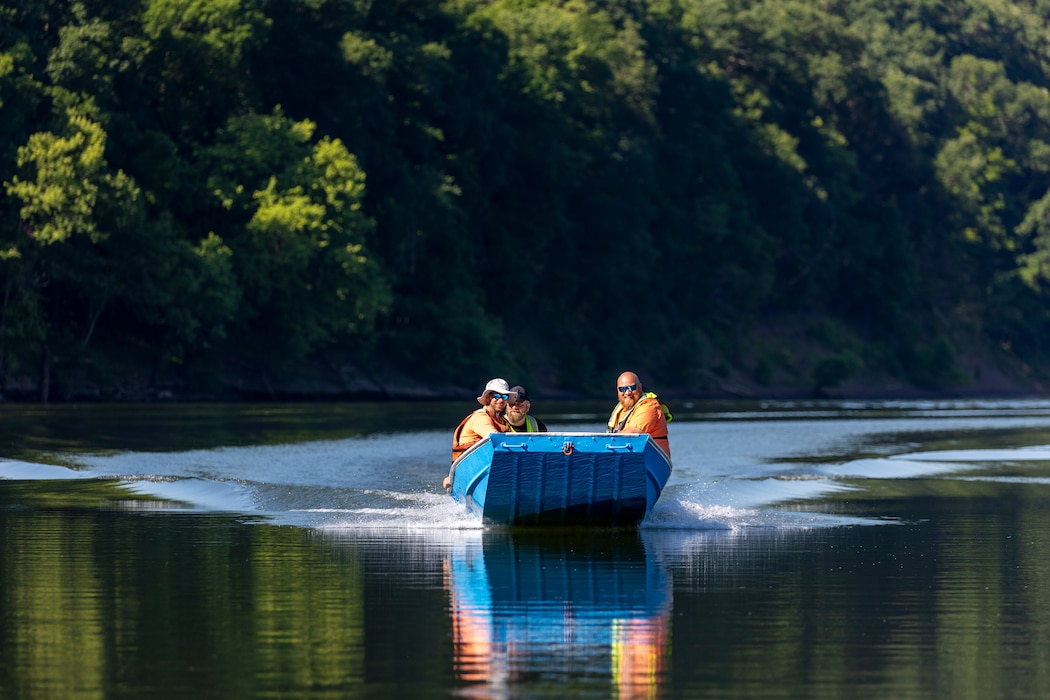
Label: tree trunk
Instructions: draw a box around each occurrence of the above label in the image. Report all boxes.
[40,344,50,404]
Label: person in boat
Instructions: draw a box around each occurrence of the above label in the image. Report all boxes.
[607,371,672,457]
[505,385,548,432]
[444,378,515,488]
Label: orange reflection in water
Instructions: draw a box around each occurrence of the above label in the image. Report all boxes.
[612,617,668,699]
[444,537,670,698]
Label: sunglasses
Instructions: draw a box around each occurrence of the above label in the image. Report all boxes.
[617,384,638,394]
[491,392,510,401]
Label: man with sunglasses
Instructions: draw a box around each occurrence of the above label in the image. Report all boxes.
[445,378,515,488]
[607,371,671,457]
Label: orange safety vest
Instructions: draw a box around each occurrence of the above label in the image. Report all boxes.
[607,395,670,457]
[451,407,509,463]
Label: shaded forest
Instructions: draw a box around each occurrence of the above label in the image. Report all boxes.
[3,0,1050,401]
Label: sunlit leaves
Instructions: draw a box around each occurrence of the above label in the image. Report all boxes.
[339,32,393,82]
[202,108,388,366]
[1016,191,1050,286]
[141,0,270,65]
[0,43,45,179]
[7,109,139,246]
[470,0,657,120]
[46,8,117,98]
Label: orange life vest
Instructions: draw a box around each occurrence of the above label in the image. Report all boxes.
[451,407,509,463]
[607,395,670,457]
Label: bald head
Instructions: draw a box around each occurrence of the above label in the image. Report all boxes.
[616,371,643,408]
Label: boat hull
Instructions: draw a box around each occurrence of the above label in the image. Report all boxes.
[447,432,671,526]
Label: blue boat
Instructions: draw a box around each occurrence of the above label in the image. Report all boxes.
[446,432,672,526]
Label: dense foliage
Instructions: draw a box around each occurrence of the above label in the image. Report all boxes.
[3,0,1050,400]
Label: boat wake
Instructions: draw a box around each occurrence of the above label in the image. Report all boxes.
[4,435,1049,531]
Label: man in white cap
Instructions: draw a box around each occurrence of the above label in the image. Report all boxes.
[445,378,514,488]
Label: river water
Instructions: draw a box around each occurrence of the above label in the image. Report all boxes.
[3,398,1050,698]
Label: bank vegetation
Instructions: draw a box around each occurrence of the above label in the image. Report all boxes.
[4,0,1050,400]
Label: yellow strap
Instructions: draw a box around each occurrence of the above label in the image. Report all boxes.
[644,391,673,423]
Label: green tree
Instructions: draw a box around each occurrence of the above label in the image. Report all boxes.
[5,107,142,399]
[200,109,390,390]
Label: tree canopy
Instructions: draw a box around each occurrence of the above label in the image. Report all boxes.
[3,0,1050,399]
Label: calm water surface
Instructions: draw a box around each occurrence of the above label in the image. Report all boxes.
[4,399,1050,698]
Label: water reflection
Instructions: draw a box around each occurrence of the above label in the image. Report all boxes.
[10,400,1050,698]
[444,531,672,698]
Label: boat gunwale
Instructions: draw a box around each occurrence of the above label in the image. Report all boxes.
[448,432,672,526]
